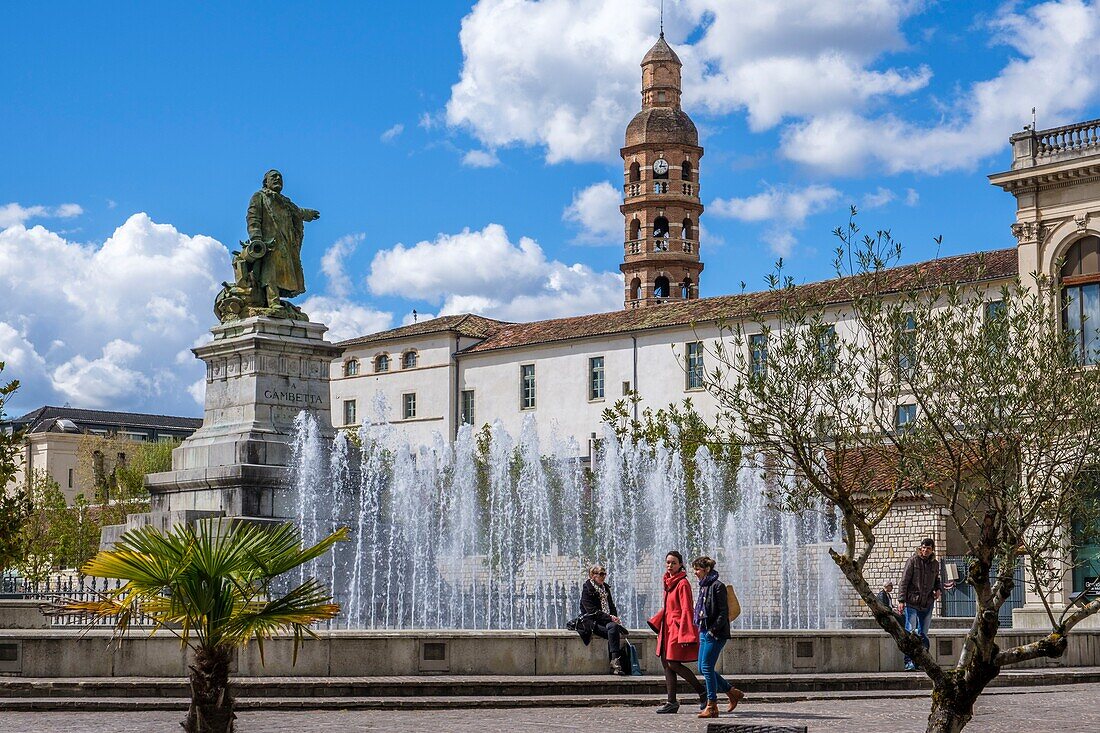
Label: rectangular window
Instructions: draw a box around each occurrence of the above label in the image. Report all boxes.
[402,393,417,419]
[343,400,357,426]
[589,357,605,400]
[686,342,704,390]
[461,390,475,426]
[984,299,1006,324]
[521,364,536,409]
[622,380,631,396]
[895,403,917,432]
[897,313,918,377]
[750,333,768,377]
[818,325,837,370]
[67,468,73,489]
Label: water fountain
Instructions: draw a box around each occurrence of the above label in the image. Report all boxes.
[287,402,844,631]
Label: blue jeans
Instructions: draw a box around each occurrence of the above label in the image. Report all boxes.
[698,632,732,701]
[903,605,933,665]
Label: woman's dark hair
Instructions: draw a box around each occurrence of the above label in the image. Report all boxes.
[692,556,716,571]
[665,550,684,565]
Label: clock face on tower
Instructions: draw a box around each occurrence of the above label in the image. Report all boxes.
[652,158,669,176]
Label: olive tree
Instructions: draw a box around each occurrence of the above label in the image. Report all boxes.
[0,362,32,573]
[702,215,1100,733]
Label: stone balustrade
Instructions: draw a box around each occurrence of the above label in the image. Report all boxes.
[1011,118,1100,169]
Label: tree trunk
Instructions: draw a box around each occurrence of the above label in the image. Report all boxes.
[926,658,1000,733]
[926,694,972,733]
[182,645,235,733]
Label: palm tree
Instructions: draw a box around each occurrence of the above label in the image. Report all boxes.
[58,519,347,733]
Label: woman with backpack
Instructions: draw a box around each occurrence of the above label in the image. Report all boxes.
[692,555,745,718]
[648,550,706,714]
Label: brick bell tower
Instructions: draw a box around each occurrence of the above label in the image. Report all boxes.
[620,32,704,309]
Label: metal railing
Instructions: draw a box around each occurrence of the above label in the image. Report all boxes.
[940,557,1025,628]
[1,574,155,627]
[623,237,698,256]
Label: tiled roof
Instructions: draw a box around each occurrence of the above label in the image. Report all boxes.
[336,314,508,348]
[642,34,682,65]
[6,406,202,434]
[463,248,1018,355]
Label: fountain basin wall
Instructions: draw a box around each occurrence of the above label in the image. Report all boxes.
[3,629,1099,677]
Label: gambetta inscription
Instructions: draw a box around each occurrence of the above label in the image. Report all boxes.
[263,389,322,406]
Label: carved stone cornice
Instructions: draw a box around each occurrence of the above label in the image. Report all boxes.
[1010,219,1058,247]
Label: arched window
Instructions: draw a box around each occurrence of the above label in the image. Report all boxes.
[630,277,642,301]
[681,218,694,241]
[629,218,641,241]
[1061,235,1100,365]
[629,161,640,182]
[402,350,418,369]
[344,359,360,377]
[681,160,693,182]
[681,278,693,299]
[374,354,390,373]
[654,276,670,298]
[653,216,669,238]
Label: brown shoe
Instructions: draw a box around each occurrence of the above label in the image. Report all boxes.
[726,688,745,712]
[697,701,719,719]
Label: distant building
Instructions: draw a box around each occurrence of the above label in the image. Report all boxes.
[2,406,202,504]
[331,34,1100,624]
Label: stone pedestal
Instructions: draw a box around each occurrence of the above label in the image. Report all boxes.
[102,316,344,544]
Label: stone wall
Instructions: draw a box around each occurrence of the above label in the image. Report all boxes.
[2,628,1099,677]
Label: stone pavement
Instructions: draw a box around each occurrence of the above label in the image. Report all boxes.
[1,684,1097,733]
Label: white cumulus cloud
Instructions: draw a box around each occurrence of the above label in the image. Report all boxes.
[781,0,1100,173]
[710,184,842,256]
[447,0,1100,177]
[461,149,501,168]
[563,182,623,245]
[0,214,227,414]
[862,187,896,209]
[446,0,929,164]
[299,295,393,343]
[320,233,363,300]
[380,123,405,143]
[0,202,83,228]
[368,223,621,321]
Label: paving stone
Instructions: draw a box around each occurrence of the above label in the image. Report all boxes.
[0,684,1098,732]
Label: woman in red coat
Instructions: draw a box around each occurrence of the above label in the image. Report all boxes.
[648,550,705,714]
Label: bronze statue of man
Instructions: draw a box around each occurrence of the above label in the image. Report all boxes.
[246,169,320,308]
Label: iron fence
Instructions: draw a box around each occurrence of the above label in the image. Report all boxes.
[1,574,155,627]
[940,557,1026,628]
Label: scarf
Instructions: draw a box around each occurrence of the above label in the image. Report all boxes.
[591,580,611,615]
[695,570,720,629]
[663,569,687,593]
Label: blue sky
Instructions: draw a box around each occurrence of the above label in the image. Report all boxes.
[2,0,1100,417]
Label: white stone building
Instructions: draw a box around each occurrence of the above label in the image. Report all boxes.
[331,36,1100,622]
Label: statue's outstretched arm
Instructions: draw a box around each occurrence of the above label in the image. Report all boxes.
[300,208,320,222]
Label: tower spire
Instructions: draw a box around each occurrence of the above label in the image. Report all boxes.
[660,0,664,36]
[620,33,704,309]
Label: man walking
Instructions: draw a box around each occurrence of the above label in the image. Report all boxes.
[898,538,942,671]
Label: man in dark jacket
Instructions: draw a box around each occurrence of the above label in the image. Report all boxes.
[579,565,628,674]
[898,538,942,671]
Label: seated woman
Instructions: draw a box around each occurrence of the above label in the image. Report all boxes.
[579,565,629,674]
